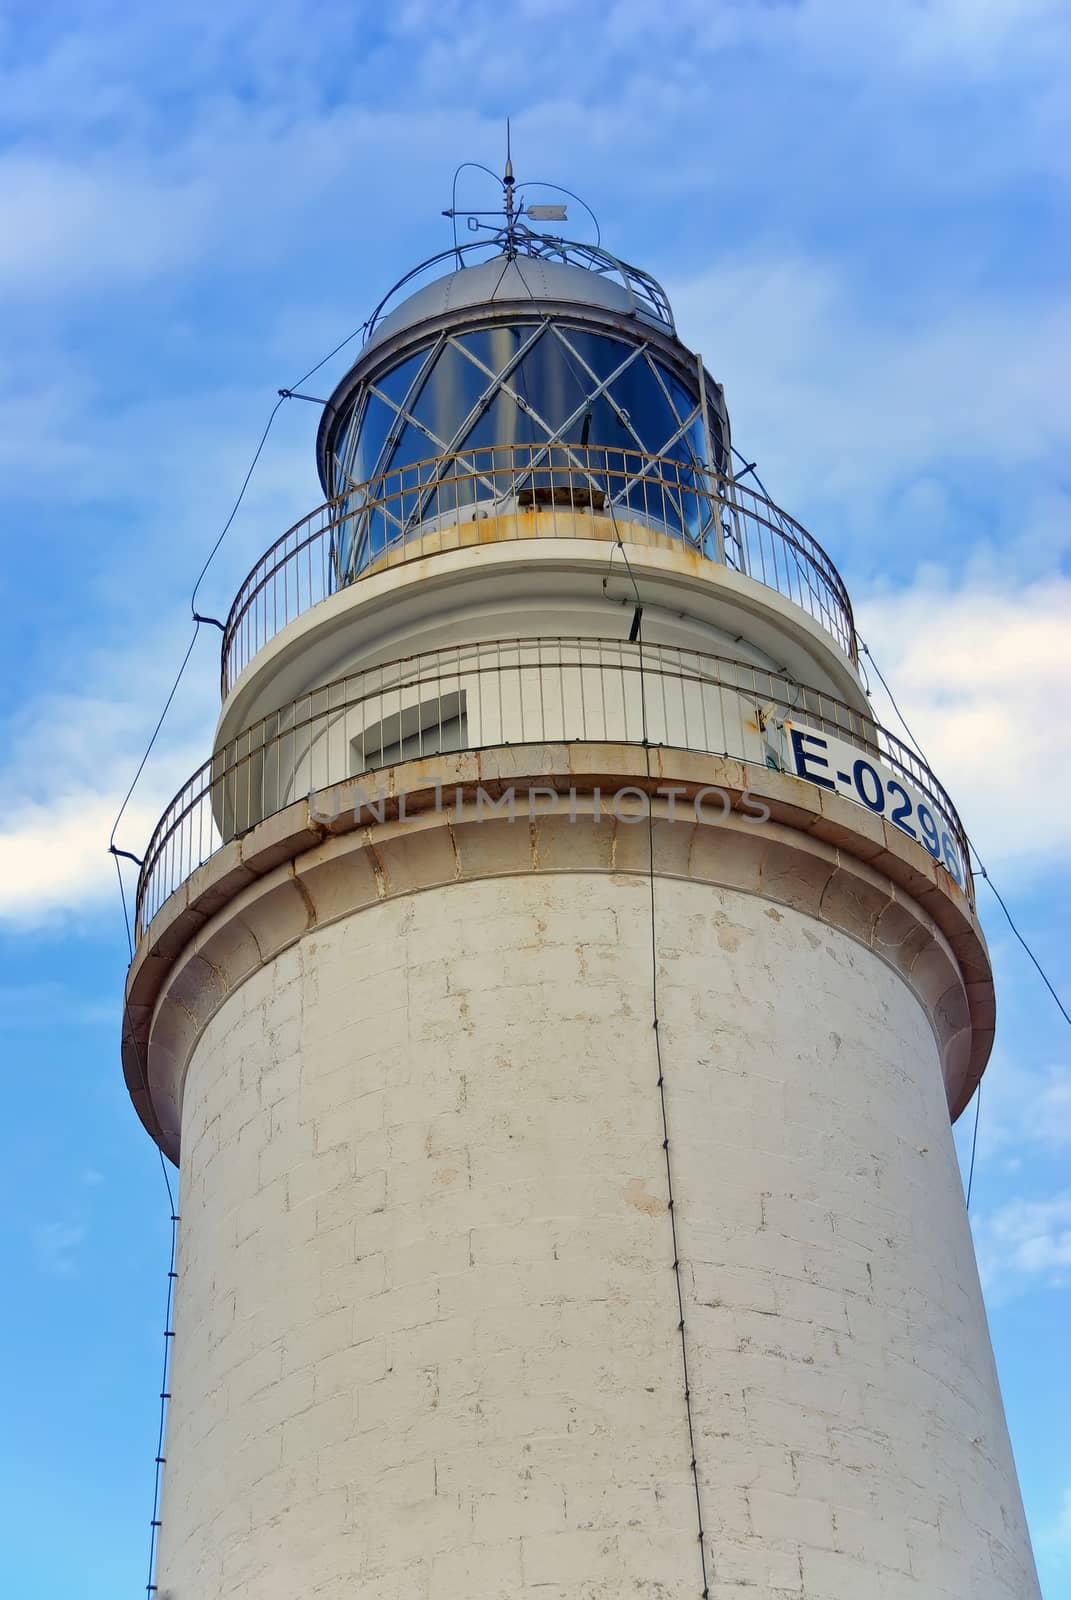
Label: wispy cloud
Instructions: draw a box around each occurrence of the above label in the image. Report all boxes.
[0,154,215,297]
[0,983,117,1029]
[973,1053,1071,1165]
[32,1220,87,1277]
[0,0,1066,311]
[1040,1485,1071,1571]
[671,252,1071,531]
[974,1191,1071,1303]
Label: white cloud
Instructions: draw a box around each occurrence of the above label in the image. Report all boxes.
[0,791,161,926]
[0,641,217,928]
[974,1190,1071,1302]
[856,573,1071,875]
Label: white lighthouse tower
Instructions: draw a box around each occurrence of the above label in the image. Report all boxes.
[123,174,1040,1598]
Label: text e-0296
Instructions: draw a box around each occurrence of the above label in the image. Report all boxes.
[787,725,967,889]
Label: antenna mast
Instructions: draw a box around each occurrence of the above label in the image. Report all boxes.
[503,118,517,253]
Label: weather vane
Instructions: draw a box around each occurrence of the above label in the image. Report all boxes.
[442,120,574,262]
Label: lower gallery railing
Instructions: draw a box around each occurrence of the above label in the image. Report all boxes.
[136,637,972,938]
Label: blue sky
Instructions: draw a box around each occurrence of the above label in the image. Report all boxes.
[0,0,1068,1593]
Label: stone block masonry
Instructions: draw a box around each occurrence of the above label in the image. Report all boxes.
[155,870,1038,1598]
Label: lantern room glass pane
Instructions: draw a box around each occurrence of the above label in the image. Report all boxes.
[347,393,396,486]
[332,317,715,579]
[453,326,516,374]
[374,349,429,410]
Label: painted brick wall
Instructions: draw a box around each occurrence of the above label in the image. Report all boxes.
[156,871,1038,1599]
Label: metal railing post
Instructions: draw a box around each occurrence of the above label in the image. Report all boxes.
[695,356,725,565]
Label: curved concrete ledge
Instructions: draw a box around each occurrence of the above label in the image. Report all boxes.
[218,528,866,748]
[124,743,993,1164]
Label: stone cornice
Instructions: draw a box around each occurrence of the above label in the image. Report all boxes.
[123,743,992,1163]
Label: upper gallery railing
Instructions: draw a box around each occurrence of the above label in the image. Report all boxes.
[137,636,969,939]
[220,446,857,695]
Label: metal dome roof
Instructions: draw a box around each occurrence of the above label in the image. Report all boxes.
[365,254,654,352]
[357,231,678,358]
[316,230,685,489]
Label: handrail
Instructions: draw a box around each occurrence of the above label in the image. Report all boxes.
[220,446,857,695]
[138,636,968,940]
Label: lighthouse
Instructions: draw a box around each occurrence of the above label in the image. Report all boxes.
[122,173,1040,1598]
